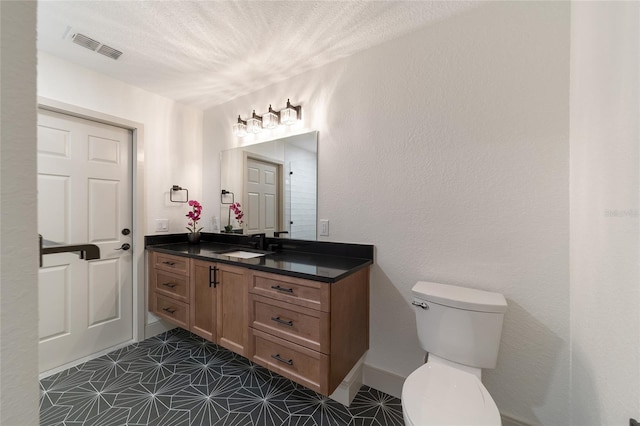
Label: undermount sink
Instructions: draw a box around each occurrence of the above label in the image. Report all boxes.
[220,250,267,259]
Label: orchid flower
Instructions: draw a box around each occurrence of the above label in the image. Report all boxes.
[186,200,203,233]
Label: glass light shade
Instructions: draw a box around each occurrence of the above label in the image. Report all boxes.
[262,105,279,129]
[232,116,247,137]
[247,110,262,133]
[280,99,299,125]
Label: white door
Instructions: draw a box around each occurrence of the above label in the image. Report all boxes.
[37,109,133,373]
[245,157,279,236]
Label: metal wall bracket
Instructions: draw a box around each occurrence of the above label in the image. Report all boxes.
[170,185,188,203]
[221,189,234,204]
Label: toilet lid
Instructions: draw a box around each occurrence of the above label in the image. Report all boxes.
[402,362,501,426]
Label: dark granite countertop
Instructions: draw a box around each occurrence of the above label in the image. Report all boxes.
[146,237,373,283]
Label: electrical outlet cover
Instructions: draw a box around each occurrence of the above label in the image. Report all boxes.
[156,219,169,232]
[320,219,329,236]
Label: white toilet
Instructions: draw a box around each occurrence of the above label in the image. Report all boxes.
[402,281,507,426]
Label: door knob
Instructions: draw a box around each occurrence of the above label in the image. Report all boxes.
[115,243,131,251]
[121,228,131,235]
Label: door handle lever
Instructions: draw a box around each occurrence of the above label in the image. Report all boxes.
[115,243,131,251]
[39,234,101,267]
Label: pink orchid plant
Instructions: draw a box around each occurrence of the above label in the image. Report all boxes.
[228,202,244,230]
[186,200,203,234]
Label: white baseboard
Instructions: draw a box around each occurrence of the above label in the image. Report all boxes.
[362,363,405,399]
[329,355,365,406]
[144,319,175,339]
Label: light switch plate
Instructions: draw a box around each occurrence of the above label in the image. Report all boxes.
[319,219,329,236]
[156,219,169,232]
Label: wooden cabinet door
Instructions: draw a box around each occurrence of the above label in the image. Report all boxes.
[190,259,217,342]
[216,263,249,356]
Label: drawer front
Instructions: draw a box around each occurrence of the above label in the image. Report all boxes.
[250,271,329,312]
[154,252,189,276]
[153,270,189,302]
[249,294,329,353]
[250,329,328,394]
[153,293,189,329]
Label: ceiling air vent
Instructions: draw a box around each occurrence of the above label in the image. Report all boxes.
[71,33,100,51]
[70,32,123,60]
[96,44,123,60]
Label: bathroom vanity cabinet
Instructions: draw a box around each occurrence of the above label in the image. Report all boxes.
[149,252,191,329]
[248,268,369,394]
[147,237,372,396]
[150,253,249,356]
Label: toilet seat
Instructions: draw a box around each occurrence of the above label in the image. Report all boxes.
[402,361,501,426]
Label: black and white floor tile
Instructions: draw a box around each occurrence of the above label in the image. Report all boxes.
[40,328,404,425]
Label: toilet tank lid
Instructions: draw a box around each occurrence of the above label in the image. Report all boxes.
[412,281,507,313]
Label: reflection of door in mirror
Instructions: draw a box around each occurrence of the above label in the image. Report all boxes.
[245,157,281,235]
[220,131,318,239]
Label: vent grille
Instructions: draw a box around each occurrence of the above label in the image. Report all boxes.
[72,33,100,51]
[96,45,123,60]
[70,32,123,60]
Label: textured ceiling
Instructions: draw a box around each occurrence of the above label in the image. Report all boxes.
[38,1,477,109]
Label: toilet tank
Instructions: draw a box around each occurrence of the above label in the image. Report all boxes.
[412,281,507,369]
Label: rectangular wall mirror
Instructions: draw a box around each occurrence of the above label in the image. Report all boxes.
[220,131,318,240]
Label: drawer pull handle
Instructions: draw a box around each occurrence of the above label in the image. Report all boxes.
[162,307,177,314]
[162,261,176,266]
[271,285,293,294]
[271,316,293,327]
[209,266,219,288]
[162,282,177,288]
[271,354,293,366]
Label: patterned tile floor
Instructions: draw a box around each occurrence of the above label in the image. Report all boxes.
[40,328,404,425]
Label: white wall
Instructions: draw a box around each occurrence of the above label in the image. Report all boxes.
[37,52,204,236]
[570,3,640,425]
[203,2,570,424]
[0,1,40,424]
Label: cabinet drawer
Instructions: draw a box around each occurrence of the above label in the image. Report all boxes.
[153,270,189,303]
[249,271,330,312]
[153,252,189,276]
[153,293,189,329]
[249,294,329,353]
[250,328,328,394]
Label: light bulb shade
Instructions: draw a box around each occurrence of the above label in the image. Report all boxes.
[232,115,247,137]
[247,110,262,133]
[281,99,300,125]
[262,105,280,129]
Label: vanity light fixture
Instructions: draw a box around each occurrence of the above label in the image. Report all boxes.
[280,99,301,125]
[232,99,302,137]
[232,115,247,137]
[246,110,262,134]
[262,105,280,129]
